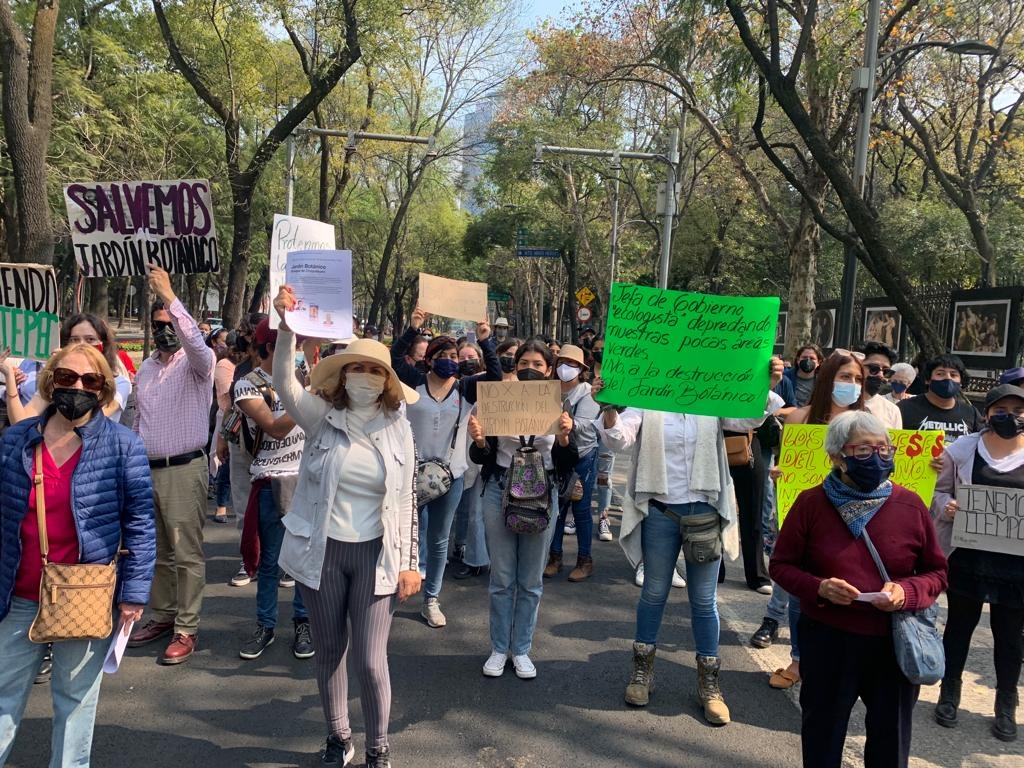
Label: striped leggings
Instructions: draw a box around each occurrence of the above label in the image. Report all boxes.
[298,537,394,750]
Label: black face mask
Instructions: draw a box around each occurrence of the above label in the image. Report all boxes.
[516,368,546,382]
[865,376,884,397]
[499,356,516,373]
[458,359,480,376]
[414,359,428,374]
[988,412,1024,439]
[52,388,99,421]
[592,350,603,364]
[581,336,594,349]
[153,324,181,353]
[798,358,817,374]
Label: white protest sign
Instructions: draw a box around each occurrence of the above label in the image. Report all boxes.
[476,380,563,437]
[284,250,353,339]
[953,484,1024,556]
[270,214,336,328]
[418,272,487,323]
[0,263,60,360]
[64,180,218,276]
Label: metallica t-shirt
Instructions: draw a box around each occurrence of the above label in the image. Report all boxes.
[897,394,982,444]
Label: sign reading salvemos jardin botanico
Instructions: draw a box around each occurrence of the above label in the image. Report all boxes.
[64,179,219,276]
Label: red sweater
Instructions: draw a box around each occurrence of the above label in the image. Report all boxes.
[770,484,948,637]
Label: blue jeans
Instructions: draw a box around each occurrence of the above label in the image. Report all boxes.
[596,450,614,514]
[420,475,465,599]
[482,477,557,655]
[257,484,307,629]
[0,597,107,767]
[215,460,231,508]
[459,477,489,568]
[550,448,599,558]
[765,585,802,661]
[636,502,721,656]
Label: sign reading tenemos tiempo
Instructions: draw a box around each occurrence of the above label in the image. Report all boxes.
[0,263,60,360]
[64,180,219,276]
[595,283,779,418]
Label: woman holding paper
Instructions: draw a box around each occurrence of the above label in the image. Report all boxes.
[770,410,947,768]
[0,343,155,767]
[593,359,785,725]
[468,340,577,679]
[390,306,501,630]
[932,383,1024,742]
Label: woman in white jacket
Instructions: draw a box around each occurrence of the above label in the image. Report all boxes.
[594,359,784,725]
[272,286,420,768]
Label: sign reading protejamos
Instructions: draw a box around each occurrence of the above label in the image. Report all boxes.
[0,263,60,360]
[595,283,779,418]
[63,179,219,276]
[952,484,1024,557]
[270,214,336,328]
[776,424,944,525]
[476,380,563,437]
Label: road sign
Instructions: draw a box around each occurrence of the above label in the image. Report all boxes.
[576,306,593,323]
[516,248,561,258]
[575,286,595,306]
[488,289,511,302]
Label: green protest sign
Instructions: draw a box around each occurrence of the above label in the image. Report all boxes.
[0,263,60,361]
[595,283,779,418]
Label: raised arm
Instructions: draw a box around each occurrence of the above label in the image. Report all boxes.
[148,266,215,381]
[459,321,500,403]
[273,328,329,434]
[390,326,426,389]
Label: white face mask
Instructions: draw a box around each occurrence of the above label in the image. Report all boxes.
[556,363,580,383]
[345,372,386,406]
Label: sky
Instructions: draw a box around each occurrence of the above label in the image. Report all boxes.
[523,0,574,27]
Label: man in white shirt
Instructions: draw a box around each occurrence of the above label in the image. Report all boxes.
[859,342,903,430]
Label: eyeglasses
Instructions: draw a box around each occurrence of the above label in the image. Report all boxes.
[843,443,896,459]
[865,363,894,378]
[52,367,105,392]
[152,320,173,331]
[831,348,866,361]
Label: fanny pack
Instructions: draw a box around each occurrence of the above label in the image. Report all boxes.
[415,393,462,507]
[650,499,723,565]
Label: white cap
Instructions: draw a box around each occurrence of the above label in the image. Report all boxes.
[494,317,510,327]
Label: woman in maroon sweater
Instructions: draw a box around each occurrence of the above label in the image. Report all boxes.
[771,410,947,768]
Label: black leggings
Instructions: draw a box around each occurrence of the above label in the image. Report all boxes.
[942,590,1024,694]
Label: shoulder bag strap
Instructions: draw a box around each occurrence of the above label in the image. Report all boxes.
[860,528,892,584]
[446,393,463,459]
[34,443,49,565]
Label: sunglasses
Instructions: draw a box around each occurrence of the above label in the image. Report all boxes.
[152,320,173,331]
[52,367,105,392]
[831,348,866,361]
[865,363,894,378]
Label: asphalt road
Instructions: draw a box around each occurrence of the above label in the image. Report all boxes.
[9,482,1021,767]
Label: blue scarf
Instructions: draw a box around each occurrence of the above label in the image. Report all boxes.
[822,469,892,539]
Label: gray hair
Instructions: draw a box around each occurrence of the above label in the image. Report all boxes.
[891,362,916,382]
[824,411,890,455]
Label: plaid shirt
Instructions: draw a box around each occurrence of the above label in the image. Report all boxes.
[133,299,215,458]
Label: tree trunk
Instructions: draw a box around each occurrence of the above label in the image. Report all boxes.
[962,193,997,287]
[87,278,109,318]
[366,175,423,325]
[785,201,820,358]
[222,184,254,329]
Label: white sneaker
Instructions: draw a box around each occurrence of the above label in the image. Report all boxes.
[563,515,576,535]
[421,597,447,628]
[634,563,645,587]
[598,517,613,542]
[482,650,507,677]
[512,654,537,679]
[229,564,251,587]
[279,573,295,588]
[756,584,773,595]
[672,569,687,589]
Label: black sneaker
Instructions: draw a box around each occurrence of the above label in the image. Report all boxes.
[293,620,315,659]
[320,734,354,766]
[239,625,275,659]
[365,745,391,768]
[750,617,779,649]
[34,646,53,685]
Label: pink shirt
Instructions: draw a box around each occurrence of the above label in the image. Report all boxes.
[215,358,236,413]
[133,299,215,458]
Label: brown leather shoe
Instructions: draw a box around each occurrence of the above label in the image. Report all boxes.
[543,552,562,579]
[568,555,594,582]
[161,633,197,665]
[127,619,174,648]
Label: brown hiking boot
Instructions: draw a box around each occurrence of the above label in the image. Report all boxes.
[567,555,594,582]
[624,642,656,706]
[543,552,562,579]
[697,654,731,725]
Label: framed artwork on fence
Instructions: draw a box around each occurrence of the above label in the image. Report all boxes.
[862,300,902,351]
[811,302,837,349]
[948,288,1024,369]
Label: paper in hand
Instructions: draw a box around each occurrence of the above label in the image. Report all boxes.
[103,619,134,674]
[853,592,889,603]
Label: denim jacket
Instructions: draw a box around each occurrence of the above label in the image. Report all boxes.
[273,330,417,594]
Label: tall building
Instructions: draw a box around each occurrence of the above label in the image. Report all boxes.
[460,99,497,215]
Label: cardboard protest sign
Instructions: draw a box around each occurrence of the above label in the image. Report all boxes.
[270,214,336,328]
[776,424,944,525]
[595,283,778,418]
[477,380,563,437]
[952,484,1024,556]
[284,250,353,339]
[0,263,60,360]
[417,272,487,323]
[64,180,218,276]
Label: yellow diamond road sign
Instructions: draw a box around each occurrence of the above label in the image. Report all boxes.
[575,286,595,306]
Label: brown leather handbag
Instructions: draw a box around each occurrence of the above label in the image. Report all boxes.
[28,444,117,643]
[724,432,754,468]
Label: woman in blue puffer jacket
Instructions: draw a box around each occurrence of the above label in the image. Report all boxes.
[0,343,155,768]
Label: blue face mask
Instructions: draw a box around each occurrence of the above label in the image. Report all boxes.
[929,379,960,399]
[842,452,895,492]
[891,381,908,395]
[832,382,862,407]
[431,358,459,379]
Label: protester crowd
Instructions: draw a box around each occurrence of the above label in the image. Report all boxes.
[0,270,1020,768]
